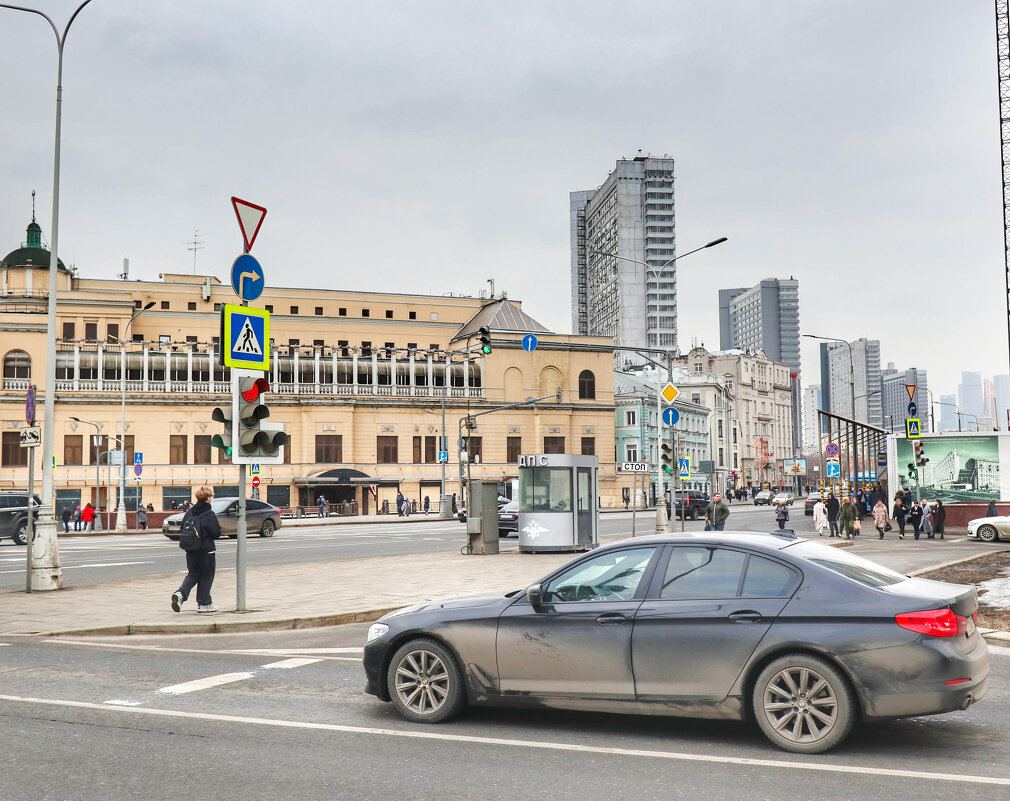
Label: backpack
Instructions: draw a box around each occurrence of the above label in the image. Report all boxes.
[178,510,202,552]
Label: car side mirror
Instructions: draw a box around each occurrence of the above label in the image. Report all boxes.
[527,585,544,609]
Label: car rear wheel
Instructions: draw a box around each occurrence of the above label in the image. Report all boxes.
[977,524,999,543]
[259,519,275,538]
[387,638,465,724]
[12,522,28,546]
[752,654,855,754]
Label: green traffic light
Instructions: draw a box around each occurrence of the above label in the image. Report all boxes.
[210,434,232,456]
[662,465,673,474]
[481,344,492,355]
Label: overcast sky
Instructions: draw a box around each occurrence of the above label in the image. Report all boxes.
[0,1,1002,399]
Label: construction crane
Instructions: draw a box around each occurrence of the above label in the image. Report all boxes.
[997,0,1010,372]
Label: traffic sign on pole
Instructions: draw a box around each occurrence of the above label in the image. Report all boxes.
[620,462,649,472]
[134,464,142,476]
[661,383,680,404]
[905,384,917,402]
[222,304,270,370]
[231,253,265,302]
[678,458,691,480]
[825,442,839,457]
[231,196,267,252]
[19,426,41,448]
[522,334,538,352]
[662,407,680,426]
[826,461,841,478]
[906,418,921,438]
[250,464,261,476]
[134,452,143,465]
[437,451,449,463]
[876,451,887,467]
[907,401,917,417]
[26,384,35,425]
[251,475,261,488]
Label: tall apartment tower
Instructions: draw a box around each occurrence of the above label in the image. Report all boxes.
[881,364,929,433]
[824,338,882,427]
[571,156,677,353]
[718,278,800,373]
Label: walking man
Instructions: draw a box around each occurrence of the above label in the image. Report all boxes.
[893,494,908,539]
[813,497,828,536]
[933,500,946,539]
[839,496,856,540]
[317,495,326,518]
[826,493,840,538]
[60,506,71,533]
[908,501,923,540]
[171,486,222,614]
[704,492,730,531]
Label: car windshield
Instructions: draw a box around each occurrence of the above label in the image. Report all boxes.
[210,498,236,513]
[787,540,908,587]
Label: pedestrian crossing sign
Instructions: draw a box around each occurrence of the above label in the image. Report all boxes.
[221,304,270,371]
[678,458,690,480]
[905,418,921,439]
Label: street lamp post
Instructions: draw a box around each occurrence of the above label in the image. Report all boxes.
[2,0,94,590]
[591,237,728,527]
[116,302,155,532]
[69,417,103,530]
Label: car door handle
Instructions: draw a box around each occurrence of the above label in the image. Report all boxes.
[596,613,628,625]
[728,610,763,623]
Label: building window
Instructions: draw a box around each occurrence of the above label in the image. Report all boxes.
[625,409,636,426]
[63,434,83,466]
[625,442,638,462]
[169,435,187,464]
[692,393,701,404]
[578,370,595,399]
[194,435,212,465]
[507,436,522,463]
[315,435,343,463]
[362,309,370,318]
[385,310,393,319]
[467,436,482,463]
[409,311,417,320]
[265,305,273,313]
[377,436,397,463]
[161,301,170,310]
[85,322,98,341]
[430,312,438,321]
[2,432,27,467]
[62,322,75,339]
[407,343,417,351]
[290,306,299,315]
[106,323,119,342]
[544,436,565,454]
[313,339,324,348]
[581,437,595,456]
[3,350,31,379]
[718,447,725,467]
[425,436,437,462]
[188,301,197,311]
[694,363,703,372]
[339,307,346,316]
[338,340,349,357]
[413,436,422,464]
[717,420,724,438]
[315,306,324,316]
[361,342,372,356]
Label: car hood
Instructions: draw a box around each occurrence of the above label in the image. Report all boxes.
[164,513,184,524]
[381,595,509,620]
[967,516,1005,526]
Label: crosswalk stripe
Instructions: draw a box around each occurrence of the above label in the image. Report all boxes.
[158,672,254,695]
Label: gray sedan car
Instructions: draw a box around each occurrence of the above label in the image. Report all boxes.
[363,532,987,754]
[162,498,281,539]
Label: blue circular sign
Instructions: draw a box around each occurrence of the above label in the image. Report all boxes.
[25,384,35,425]
[231,254,265,302]
[662,407,680,426]
[907,401,917,417]
[522,334,538,352]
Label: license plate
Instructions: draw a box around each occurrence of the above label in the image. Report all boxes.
[966,616,976,637]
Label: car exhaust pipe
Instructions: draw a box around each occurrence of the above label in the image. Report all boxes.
[962,694,973,710]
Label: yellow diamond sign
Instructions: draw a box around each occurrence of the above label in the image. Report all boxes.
[661,382,680,404]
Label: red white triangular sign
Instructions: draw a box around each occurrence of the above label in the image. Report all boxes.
[231,196,267,252]
[905,384,916,402]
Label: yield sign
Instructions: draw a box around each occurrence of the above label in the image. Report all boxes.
[231,196,267,252]
[905,384,917,402]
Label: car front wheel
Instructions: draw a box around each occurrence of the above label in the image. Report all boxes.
[752,653,855,754]
[977,524,999,543]
[387,638,465,724]
[12,522,28,546]
[260,519,275,538]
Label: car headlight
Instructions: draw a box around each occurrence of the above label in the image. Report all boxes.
[366,623,389,643]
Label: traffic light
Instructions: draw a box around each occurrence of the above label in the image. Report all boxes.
[211,404,234,460]
[907,462,917,481]
[661,442,674,474]
[478,326,492,355]
[914,441,929,467]
[232,376,289,464]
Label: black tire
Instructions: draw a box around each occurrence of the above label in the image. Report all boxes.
[259,519,276,538]
[386,638,465,724]
[12,522,28,546]
[752,653,855,754]
[977,524,999,543]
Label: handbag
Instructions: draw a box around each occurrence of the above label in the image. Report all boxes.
[884,521,892,532]
[704,522,711,531]
[853,518,861,532]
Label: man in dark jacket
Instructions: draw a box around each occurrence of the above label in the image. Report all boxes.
[704,493,730,531]
[892,495,908,539]
[171,486,222,613]
[826,493,840,538]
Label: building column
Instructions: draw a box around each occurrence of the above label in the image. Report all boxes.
[409,351,416,395]
[427,354,434,396]
[371,353,378,394]
[352,352,359,395]
[332,350,339,392]
[186,349,193,392]
[463,357,470,395]
[72,345,80,391]
[314,349,320,393]
[293,350,301,395]
[97,346,105,391]
[142,347,149,392]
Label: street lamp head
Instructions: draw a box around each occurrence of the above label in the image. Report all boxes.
[69,416,81,423]
[705,237,728,248]
[142,301,156,310]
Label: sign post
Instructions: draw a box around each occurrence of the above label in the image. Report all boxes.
[22,384,38,592]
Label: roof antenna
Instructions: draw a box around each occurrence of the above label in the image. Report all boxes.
[185,229,205,274]
[487,277,495,300]
[31,190,36,223]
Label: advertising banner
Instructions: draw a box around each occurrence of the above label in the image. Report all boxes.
[892,434,1001,502]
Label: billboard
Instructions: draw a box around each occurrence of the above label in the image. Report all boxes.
[893,434,1000,502]
[782,458,807,475]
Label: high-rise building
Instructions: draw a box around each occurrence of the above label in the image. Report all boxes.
[571,156,677,353]
[939,394,958,432]
[881,365,929,433]
[994,375,1010,431]
[958,372,984,424]
[825,338,882,427]
[718,278,800,373]
[802,384,821,450]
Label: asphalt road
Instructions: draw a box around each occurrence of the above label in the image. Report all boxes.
[1,625,1007,801]
[0,504,1000,591]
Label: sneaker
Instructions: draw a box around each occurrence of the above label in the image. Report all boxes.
[197,604,218,613]
[171,591,183,613]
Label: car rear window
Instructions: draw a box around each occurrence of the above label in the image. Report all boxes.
[787,541,907,587]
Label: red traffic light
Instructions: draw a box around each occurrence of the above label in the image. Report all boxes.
[241,377,270,402]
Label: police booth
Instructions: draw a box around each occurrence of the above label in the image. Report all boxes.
[517,454,599,553]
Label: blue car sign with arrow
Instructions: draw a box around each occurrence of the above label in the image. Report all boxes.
[231,253,265,302]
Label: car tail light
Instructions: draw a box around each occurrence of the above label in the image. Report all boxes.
[895,608,967,638]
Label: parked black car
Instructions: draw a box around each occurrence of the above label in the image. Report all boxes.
[0,491,40,545]
[667,490,710,520]
[497,500,519,537]
[364,533,988,754]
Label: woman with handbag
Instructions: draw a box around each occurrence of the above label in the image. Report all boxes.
[932,500,946,539]
[872,498,889,538]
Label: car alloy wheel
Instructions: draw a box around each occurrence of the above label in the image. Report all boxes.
[977,525,999,543]
[753,654,854,754]
[13,523,27,546]
[387,638,464,724]
[259,519,275,538]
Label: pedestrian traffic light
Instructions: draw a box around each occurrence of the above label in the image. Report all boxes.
[478,326,492,355]
[232,375,288,464]
[661,442,674,474]
[211,404,233,460]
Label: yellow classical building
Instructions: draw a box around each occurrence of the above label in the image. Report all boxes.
[1,217,623,517]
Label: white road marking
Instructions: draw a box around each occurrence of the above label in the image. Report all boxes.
[261,658,322,669]
[989,644,1010,656]
[44,640,361,659]
[1,694,1008,787]
[235,647,363,655]
[104,699,143,706]
[0,560,152,574]
[157,672,254,695]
